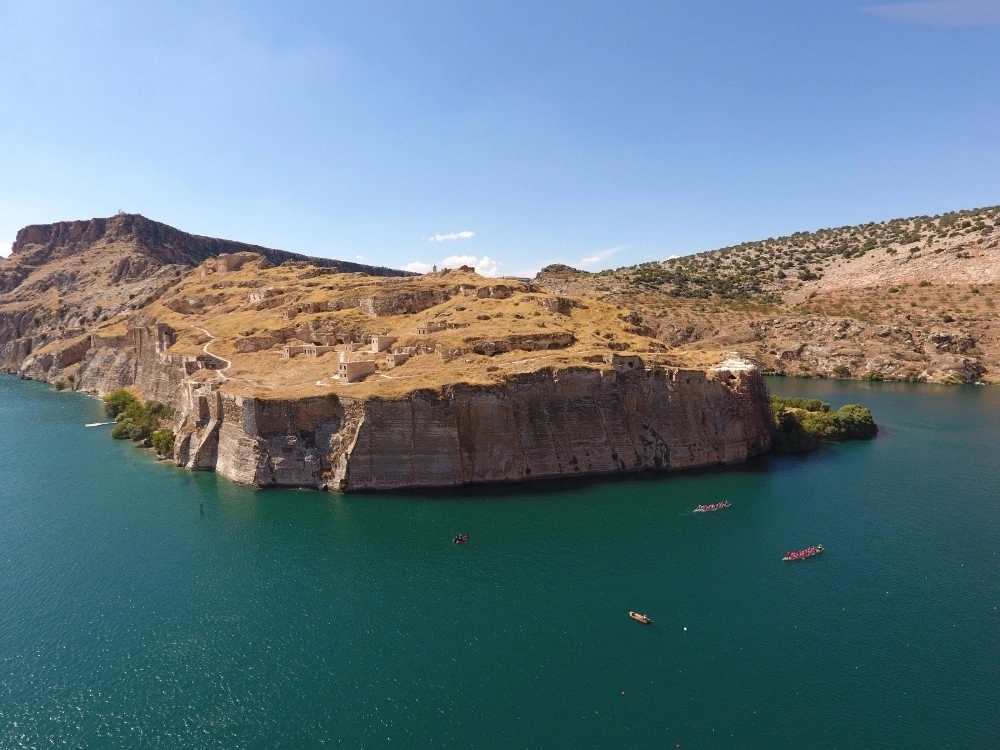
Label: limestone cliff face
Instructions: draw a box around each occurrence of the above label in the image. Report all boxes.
[174,388,351,486]
[16,323,190,406]
[172,364,772,491]
[338,366,770,490]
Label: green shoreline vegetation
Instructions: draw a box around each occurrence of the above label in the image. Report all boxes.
[770,396,878,453]
[102,388,175,458]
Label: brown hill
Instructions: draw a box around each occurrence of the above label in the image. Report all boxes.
[0,216,770,490]
[2,215,727,399]
[0,213,410,370]
[536,205,1000,384]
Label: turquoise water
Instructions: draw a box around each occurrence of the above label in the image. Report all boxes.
[1,375,997,749]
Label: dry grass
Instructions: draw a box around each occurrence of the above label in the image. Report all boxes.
[80,260,722,399]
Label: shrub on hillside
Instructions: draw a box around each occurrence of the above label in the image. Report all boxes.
[107,394,173,445]
[770,397,877,452]
[770,396,830,414]
[150,429,175,458]
[103,388,139,418]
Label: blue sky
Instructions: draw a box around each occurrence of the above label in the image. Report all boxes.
[1,1,998,276]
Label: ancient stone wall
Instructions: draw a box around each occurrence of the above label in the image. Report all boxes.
[187,364,772,491]
[336,365,771,490]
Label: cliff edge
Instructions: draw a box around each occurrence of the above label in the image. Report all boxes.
[173,361,771,491]
[3,214,773,491]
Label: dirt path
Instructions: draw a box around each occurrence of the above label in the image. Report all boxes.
[192,326,231,382]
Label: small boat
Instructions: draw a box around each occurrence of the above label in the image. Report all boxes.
[782,543,824,562]
[694,500,732,513]
[629,611,652,624]
[453,533,470,544]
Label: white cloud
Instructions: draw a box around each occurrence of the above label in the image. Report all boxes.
[476,257,501,277]
[0,224,16,257]
[579,245,624,267]
[862,0,1000,26]
[404,261,433,274]
[441,254,501,276]
[427,230,475,242]
[355,254,365,261]
[405,254,502,276]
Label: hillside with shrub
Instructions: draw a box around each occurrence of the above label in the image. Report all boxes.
[536,205,1000,383]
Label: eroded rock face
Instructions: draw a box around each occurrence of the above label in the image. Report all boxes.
[176,364,772,491]
[358,288,453,317]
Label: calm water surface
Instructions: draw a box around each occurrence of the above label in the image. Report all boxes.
[0,375,997,748]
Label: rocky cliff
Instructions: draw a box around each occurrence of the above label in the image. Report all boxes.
[2,213,780,492]
[6,213,410,278]
[170,362,771,491]
[0,213,411,371]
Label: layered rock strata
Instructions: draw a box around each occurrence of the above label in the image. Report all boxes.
[172,362,771,491]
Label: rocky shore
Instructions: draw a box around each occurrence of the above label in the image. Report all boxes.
[1,214,774,490]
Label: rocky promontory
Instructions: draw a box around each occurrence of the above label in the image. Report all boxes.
[1,214,773,490]
[175,360,770,491]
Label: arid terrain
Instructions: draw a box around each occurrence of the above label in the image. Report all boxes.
[1,208,990,490]
[3,207,998,394]
[1,215,776,490]
[0,214,736,399]
[538,205,1000,384]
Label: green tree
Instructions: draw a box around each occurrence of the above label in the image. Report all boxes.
[103,389,140,418]
[150,430,175,458]
[107,394,173,444]
[770,397,877,452]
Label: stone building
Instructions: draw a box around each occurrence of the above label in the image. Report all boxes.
[370,335,397,353]
[605,353,645,373]
[416,321,447,334]
[338,359,378,383]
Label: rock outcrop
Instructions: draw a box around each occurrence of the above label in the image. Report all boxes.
[7,214,413,276]
[170,362,772,491]
[0,214,414,374]
[2,212,779,493]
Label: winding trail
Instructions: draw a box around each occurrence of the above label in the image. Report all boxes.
[192,326,231,382]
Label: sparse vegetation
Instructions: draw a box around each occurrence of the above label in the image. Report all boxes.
[558,205,1000,312]
[770,396,878,452]
[105,389,172,444]
[150,429,176,458]
[103,388,140,418]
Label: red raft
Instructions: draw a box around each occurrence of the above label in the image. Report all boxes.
[783,544,824,561]
[694,500,732,513]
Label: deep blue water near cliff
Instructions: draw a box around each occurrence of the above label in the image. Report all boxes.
[1,375,997,749]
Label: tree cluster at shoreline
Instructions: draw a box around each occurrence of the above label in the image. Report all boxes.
[103,389,175,458]
[770,396,878,453]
